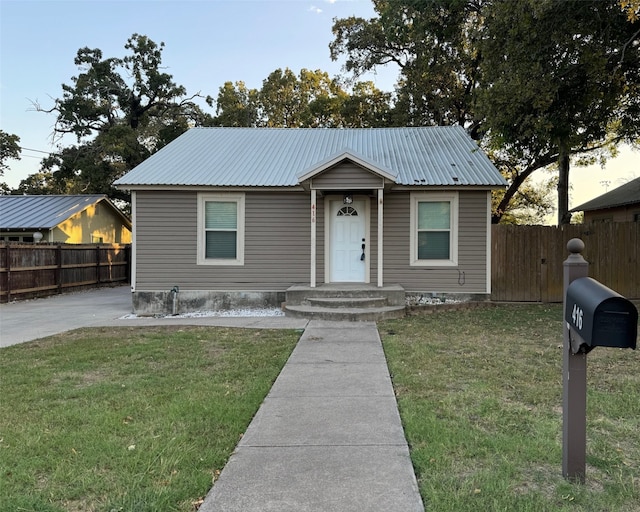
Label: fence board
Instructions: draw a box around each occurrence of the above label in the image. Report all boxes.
[0,243,130,302]
[492,223,639,302]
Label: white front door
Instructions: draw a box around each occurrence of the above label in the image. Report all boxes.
[330,199,366,282]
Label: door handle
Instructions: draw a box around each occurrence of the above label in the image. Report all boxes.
[361,238,365,261]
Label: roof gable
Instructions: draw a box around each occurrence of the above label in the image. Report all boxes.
[296,150,397,184]
[114,127,507,189]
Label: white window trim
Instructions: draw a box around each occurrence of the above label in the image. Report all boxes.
[410,191,459,267]
[197,193,245,266]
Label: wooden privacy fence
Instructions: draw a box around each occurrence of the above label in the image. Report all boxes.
[491,222,640,302]
[0,243,130,303]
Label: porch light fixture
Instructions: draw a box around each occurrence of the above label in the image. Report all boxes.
[343,194,353,204]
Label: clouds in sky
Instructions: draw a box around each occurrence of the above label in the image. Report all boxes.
[310,0,338,14]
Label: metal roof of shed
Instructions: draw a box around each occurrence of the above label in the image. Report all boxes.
[114,126,507,188]
[0,194,129,230]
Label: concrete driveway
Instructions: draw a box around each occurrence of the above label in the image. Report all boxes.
[0,286,309,348]
[0,286,133,348]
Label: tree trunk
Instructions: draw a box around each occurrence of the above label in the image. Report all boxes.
[492,170,531,224]
[557,143,571,225]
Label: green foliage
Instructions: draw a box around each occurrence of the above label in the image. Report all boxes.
[331,0,484,130]
[212,81,260,127]
[491,173,557,225]
[331,0,640,224]
[28,34,213,202]
[480,0,640,224]
[211,67,392,128]
[0,130,20,177]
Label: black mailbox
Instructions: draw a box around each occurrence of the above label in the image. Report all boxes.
[565,277,638,352]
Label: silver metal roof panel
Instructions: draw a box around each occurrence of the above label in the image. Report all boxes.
[0,194,116,230]
[114,127,507,188]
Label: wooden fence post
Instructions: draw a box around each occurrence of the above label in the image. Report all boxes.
[6,244,11,302]
[56,245,63,294]
[96,245,101,285]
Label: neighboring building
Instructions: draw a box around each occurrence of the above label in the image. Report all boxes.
[570,176,640,223]
[114,127,507,316]
[0,194,132,243]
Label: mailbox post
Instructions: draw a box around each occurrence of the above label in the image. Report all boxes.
[562,238,638,483]
[562,238,589,483]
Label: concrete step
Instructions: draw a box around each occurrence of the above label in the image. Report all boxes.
[284,304,406,321]
[286,284,405,307]
[308,296,388,309]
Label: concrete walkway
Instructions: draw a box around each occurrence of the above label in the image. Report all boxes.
[200,320,424,512]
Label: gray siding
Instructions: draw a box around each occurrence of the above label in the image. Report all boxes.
[135,189,488,294]
[135,190,314,291]
[382,191,488,293]
[311,163,384,190]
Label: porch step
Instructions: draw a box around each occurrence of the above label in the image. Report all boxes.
[283,284,406,321]
[284,304,406,322]
[307,296,388,308]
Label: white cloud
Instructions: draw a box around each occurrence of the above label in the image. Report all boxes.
[309,5,323,14]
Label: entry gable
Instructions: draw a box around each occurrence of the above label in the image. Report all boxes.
[297,150,397,191]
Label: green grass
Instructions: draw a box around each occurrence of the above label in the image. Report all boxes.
[380,304,640,512]
[0,326,300,512]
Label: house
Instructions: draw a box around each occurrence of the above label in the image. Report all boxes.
[114,127,507,317]
[0,194,132,244]
[570,177,640,223]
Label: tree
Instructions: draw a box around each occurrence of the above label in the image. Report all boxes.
[212,68,392,128]
[258,68,346,128]
[480,0,640,224]
[31,34,213,201]
[330,0,640,224]
[0,130,20,194]
[0,131,20,175]
[212,81,260,127]
[621,0,640,20]
[330,0,484,132]
[490,172,557,225]
[341,81,393,127]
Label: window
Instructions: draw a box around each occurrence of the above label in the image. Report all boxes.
[337,206,358,216]
[410,192,458,266]
[198,193,245,265]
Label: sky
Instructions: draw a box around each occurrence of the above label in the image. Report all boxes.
[1,0,638,217]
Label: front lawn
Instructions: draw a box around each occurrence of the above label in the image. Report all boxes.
[380,304,640,512]
[0,326,300,512]
[2,305,638,512]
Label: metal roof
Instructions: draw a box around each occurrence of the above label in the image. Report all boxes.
[0,194,127,230]
[570,176,640,212]
[114,126,507,188]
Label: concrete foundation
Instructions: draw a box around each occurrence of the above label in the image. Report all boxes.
[131,287,491,318]
[132,290,286,316]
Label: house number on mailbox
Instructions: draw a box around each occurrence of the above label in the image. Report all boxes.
[571,304,584,330]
